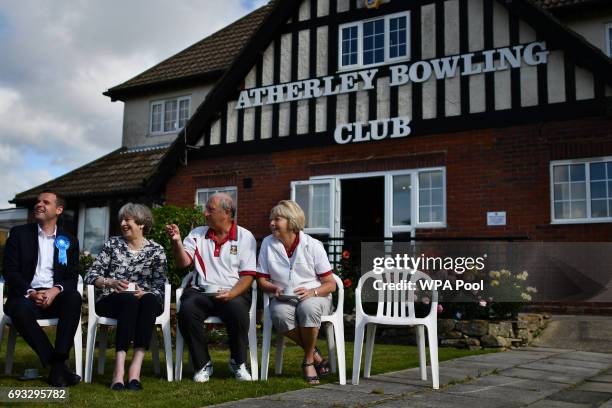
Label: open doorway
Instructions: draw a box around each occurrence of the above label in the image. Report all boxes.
[341,176,385,248]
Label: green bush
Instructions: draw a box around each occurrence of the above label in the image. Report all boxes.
[149,205,206,287]
[79,252,94,277]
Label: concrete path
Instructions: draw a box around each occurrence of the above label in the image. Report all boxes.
[212,347,612,408]
[532,315,612,353]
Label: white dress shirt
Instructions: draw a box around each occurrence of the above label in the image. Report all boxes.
[29,224,57,290]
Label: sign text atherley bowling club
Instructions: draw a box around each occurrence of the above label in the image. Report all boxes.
[235,41,550,144]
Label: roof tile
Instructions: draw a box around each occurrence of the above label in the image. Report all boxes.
[13,146,169,202]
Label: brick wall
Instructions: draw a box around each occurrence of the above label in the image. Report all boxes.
[165,116,612,241]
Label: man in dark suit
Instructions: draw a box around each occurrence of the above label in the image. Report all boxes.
[2,190,82,387]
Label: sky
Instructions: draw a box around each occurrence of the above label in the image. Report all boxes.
[0,0,268,208]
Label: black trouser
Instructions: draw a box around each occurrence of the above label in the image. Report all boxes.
[177,288,251,371]
[5,288,82,367]
[96,293,162,352]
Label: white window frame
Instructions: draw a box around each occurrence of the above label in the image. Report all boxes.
[311,167,446,238]
[550,156,612,224]
[150,95,191,135]
[195,186,238,218]
[291,179,337,236]
[606,23,612,58]
[338,11,411,71]
[77,203,110,255]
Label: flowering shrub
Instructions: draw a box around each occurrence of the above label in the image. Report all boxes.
[485,269,537,319]
[334,249,358,312]
[438,268,537,320]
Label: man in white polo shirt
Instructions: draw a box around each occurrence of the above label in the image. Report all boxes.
[166,192,256,382]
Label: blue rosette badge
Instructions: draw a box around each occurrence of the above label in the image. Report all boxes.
[55,235,70,266]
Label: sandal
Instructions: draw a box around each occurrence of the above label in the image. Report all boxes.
[301,361,320,385]
[313,346,331,377]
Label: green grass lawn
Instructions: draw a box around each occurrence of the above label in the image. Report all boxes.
[0,332,495,408]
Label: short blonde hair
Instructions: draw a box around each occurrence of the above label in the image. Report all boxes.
[270,200,305,233]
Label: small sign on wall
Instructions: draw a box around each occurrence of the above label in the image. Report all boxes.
[487,211,506,226]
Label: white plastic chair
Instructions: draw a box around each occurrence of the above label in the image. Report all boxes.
[174,272,259,381]
[260,273,346,385]
[0,276,84,377]
[351,269,439,389]
[84,282,173,382]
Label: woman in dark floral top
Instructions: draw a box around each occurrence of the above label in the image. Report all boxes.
[85,203,167,391]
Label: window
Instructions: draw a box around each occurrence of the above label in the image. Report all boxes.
[551,157,612,223]
[292,180,335,235]
[338,11,410,70]
[418,171,444,224]
[341,26,358,66]
[196,187,238,216]
[78,204,109,255]
[392,174,411,226]
[150,96,190,135]
[606,23,612,57]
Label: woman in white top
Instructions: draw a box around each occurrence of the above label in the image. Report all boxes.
[257,200,337,385]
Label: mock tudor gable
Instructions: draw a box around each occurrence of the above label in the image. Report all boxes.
[168,0,612,159]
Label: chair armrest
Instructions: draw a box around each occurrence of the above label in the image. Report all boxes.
[175,287,184,312]
[163,281,171,319]
[87,284,98,319]
[331,274,344,315]
[77,275,84,296]
[249,281,257,320]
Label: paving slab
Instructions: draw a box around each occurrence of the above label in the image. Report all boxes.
[573,381,612,393]
[213,397,314,408]
[556,351,612,364]
[542,357,612,370]
[454,374,569,393]
[546,389,612,405]
[590,374,612,383]
[517,362,602,377]
[374,390,523,408]
[489,367,587,385]
[527,400,593,408]
[600,399,612,408]
[519,347,574,354]
[271,387,388,406]
[317,379,422,396]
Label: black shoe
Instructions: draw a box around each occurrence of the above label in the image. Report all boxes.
[126,379,142,391]
[47,374,67,388]
[47,362,67,387]
[110,382,125,391]
[62,367,81,386]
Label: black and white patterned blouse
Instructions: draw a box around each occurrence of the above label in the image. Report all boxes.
[85,236,167,303]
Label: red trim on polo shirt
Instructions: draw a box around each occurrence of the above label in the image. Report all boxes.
[206,223,237,257]
[286,233,300,258]
[256,272,271,278]
[194,244,207,279]
[239,270,257,277]
[317,270,333,278]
